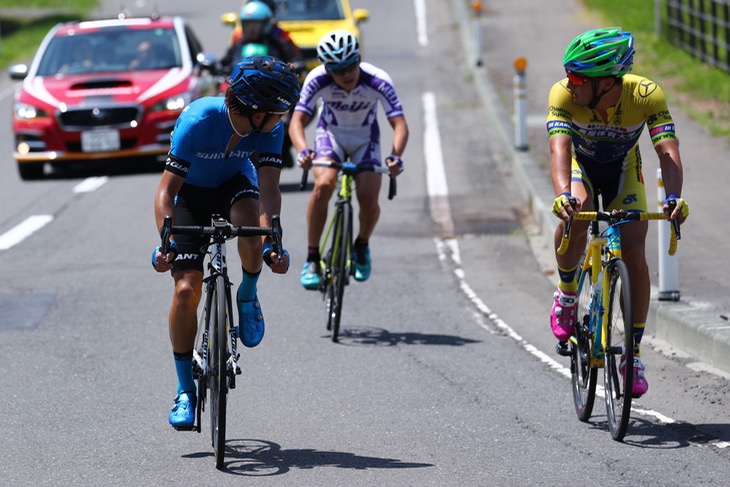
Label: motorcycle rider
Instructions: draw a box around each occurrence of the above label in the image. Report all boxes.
[220,1,305,76]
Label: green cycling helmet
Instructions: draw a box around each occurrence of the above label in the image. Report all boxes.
[563,27,635,78]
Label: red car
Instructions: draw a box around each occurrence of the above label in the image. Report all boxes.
[8,15,218,180]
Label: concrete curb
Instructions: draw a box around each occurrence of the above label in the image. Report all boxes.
[451,0,730,375]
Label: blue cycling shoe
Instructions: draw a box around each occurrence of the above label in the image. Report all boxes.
[300,261,322,290]
[169,391,196,430]
[237,295,265,348]
[354,247,371,282]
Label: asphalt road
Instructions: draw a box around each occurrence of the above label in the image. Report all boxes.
[0,0,728,485]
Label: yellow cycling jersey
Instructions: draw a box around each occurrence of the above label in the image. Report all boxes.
[546,74,677,163]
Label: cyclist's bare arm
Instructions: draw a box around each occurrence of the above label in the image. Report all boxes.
[549,134,577,221]
[288,111,312,153]
[258,165,289,274]
[386,115,409,176]
[654,138,687,222]
[153,170,185,272]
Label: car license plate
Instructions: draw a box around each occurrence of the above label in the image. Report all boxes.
[81,129,121,152]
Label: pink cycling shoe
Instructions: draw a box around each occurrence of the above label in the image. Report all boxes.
[550,290,577,341]
[620,356,649,397]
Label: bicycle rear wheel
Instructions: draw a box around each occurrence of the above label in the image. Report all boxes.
[330,204,351,342]
[604,259,633,441]
[210,275,228,468]
[571,264,598,422]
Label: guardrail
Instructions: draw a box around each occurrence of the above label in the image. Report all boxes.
[662,0,730,73]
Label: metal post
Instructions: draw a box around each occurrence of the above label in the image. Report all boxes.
[513,57,528,151]
[655,0,662,38]
[657,168,680,301]
[473,1,483,66]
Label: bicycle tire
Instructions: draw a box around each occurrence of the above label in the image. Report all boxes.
[331,204,351,342]
[604,258,633,441]
[324,248,334,331]
[571,263,598,422]
[210,274,228,469]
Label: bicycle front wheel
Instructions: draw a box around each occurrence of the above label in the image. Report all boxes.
[571,263,598,422]
[210,275,228,468]
[330,204,351,342]
[604,258,633,442]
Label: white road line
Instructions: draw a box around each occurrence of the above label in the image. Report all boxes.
[414,0,429,47]
[0,215,54,250]
[73,176,109,193]
[423,92,454,235]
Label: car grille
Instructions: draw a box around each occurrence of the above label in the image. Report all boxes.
[57,106,141,129]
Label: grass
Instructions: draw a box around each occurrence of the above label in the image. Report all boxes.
[584,0,730,138]
[0,0,97,67]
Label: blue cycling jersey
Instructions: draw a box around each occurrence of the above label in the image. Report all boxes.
[166,96,284,188]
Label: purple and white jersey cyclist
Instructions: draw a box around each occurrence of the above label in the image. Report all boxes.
[294,62,404,166]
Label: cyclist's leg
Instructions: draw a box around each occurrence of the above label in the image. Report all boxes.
[350,138,381,281]
[168,186,210,428]
[551,160,592,341]
[604,159,650,395]
[227,174,266,348]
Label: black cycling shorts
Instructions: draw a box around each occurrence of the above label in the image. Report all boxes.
[171,173,258,273]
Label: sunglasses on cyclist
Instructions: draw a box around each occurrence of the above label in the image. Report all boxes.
[565,70,590,86]
[327,57,360,76]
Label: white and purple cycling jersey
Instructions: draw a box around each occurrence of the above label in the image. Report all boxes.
[295,62,404,166]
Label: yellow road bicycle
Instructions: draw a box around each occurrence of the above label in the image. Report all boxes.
[556,202,680,441]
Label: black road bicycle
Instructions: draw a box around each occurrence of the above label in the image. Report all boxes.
[161,214,282,469]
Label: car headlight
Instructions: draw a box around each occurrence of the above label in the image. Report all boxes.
[14,103,49,120]
[151,95,190,113]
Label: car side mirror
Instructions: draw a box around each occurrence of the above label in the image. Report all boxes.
[8,64,28,80]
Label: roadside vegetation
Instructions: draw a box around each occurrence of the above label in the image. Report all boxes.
[0,0,97,68]
[584,0,730,138]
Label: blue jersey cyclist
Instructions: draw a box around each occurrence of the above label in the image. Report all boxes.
[547,28,689,397]
[290,29,409,289]
[152,56,300,430]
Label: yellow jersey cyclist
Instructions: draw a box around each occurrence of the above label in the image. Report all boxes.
[547,28,689,397]
[290,30,409,289]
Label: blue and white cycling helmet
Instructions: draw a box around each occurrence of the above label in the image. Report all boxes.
[317,29,360,70]
[228,56,301,113]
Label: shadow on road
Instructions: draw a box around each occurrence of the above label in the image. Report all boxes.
[184,438,434,476]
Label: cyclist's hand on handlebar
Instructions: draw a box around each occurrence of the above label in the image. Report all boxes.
[297,148,316,170]
[385,155,404,177]
[663,193,689,223]
[263,241,290,274]
[151,240,177,273]
[552,192,579,221]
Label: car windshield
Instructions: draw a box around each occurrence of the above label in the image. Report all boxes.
[271,0,344,21]
[36,27,182,76]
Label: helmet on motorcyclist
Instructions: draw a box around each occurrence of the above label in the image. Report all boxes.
[317,30,360,71]
[240,1,273,41]
[228,55,301,114]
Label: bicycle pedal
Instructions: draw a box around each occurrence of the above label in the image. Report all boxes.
[555,341,571,357]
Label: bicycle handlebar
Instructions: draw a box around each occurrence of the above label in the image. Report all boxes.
[299,160,397,200]
[161,215,283,256]
[557,209,680,257]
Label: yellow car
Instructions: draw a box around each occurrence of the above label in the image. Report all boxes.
[221,0,369,71]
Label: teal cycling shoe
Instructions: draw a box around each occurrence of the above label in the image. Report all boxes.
[169,391,196,430]
[354,247,371,282]
[300,261,322,290]
[237,295,265,348]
